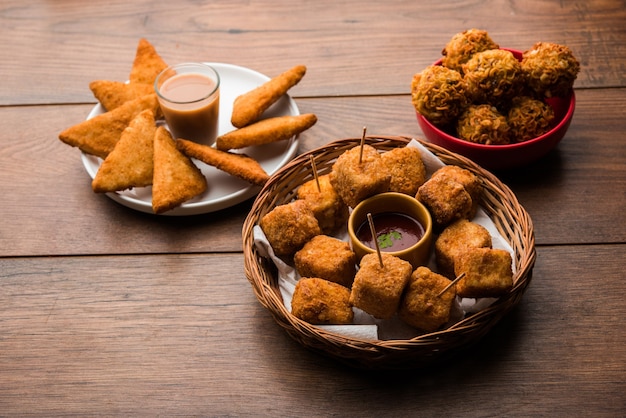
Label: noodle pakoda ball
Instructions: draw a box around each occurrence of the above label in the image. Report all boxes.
[398,267,456,332]
[350,253,412,320]
[259,199,321,256]
[411,65,469,127]
[381,146,427,196]
[454,247,513,298]
[291,278,354,325]
[297,174,349,234]
[463,49,523,106]
[329,144,391,208]
[521,42,580,98]
[441,28,500,74]
[435,219,492,279]
[457,104,511,145]
[507,96,555,142]
[294,235,356,288]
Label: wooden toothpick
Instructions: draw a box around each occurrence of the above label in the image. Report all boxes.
[359,126,367,164]
[309,154,321,192]
[367,212,384,268]
[437,272,466,298]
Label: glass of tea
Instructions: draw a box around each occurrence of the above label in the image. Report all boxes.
[154,63,220,146]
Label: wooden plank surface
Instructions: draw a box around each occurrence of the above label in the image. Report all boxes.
[2,0,625,415]
[1,88,624,256]
[1,0,625,106]
[1,246,624,416]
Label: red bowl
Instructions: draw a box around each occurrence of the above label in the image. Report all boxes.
[415,49,576,171]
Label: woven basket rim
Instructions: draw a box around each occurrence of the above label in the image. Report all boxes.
[242,135,536,369]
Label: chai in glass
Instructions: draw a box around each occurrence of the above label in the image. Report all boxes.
[155,63,220,146]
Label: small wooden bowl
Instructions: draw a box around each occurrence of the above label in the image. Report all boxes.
[243,136,535,369]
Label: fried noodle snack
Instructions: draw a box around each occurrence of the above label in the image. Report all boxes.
[152,127,208,214]
[231,64,307,128]
[441,28,499,74]
[216,113,317,151]
[176,139,269,186]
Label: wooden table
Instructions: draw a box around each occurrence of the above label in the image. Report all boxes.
[1,0,625,415]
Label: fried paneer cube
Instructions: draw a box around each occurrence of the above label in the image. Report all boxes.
[399,267,456,332]
[454,247,513,298]
[435,219,492,278]
[329,144,391,208]
[349,253,412,320]
[381,146,427,196]
[294,235,356,287]
[291,278,354,325]
[296,174,349,234]
[259,200,321,256]
[417,165,481,228]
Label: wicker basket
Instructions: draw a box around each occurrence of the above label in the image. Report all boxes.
[242,135,535,369]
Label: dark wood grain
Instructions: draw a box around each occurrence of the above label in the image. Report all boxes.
[1,0,625,415]
[1,246,624,416]
[1,0,624,106]
[1,89,624,256]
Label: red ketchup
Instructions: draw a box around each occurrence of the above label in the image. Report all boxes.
[356,212,424,252]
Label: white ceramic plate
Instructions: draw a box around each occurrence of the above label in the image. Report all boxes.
[81,62,300,216]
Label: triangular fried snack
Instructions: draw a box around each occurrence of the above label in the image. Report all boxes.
[176,138,269,186]
[58,93,160,159]
[92,109,156,193]
[152,127,208,214]
[89,80,154,112]
[129,38,168,85]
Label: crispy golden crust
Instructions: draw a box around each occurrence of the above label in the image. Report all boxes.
[92,109,156,193]
[441,28,499,73]
[329,145,391,208]
[411,65,469,126]
[296,174,349,234]
[398,267,456,332]
[151,127,207,214]
[216,113,317,151]
[457,104,511,145]
[129,38,168,85]
[291,278,354,325]
[58,94,160,159]
[454,247,513,298]
[176,139,269,186]
[507,96,555,142]
[418,165,482,228]
[521,42,580,98]
[259,200,321,256]
[349,253,412,320]
[462,49,523,106]
[231,64,307,128]
[89,80,155,112]
[294,235,356,287]
[381,146,427,195]
[435,219,492,279]
[417,175,473,228]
